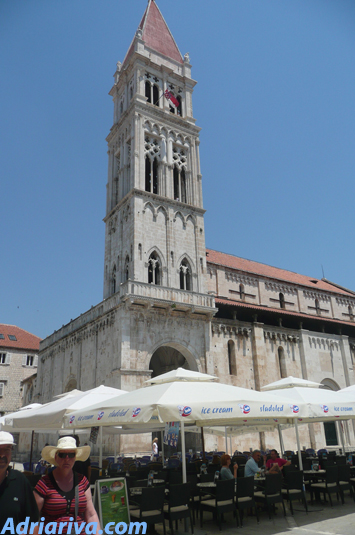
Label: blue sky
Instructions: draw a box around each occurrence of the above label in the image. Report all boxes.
[2,0,355,340]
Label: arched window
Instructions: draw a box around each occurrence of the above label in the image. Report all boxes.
[279,292,285,309]
[278,347,286,378]
[125,256,129,281]
[173,166,186,202]
[153,85,159,106]
[239,283,245,301]
[112,265,116,295]
[228,340,237,376]
[145,81,152,104]
[148,252,161,285]
[179,259,191,291]
[349,305,354,321]
[176,95,182,116]
[130,86,133,100]
[145,156,158,194]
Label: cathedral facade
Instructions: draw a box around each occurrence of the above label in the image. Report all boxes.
[33,0,355,455]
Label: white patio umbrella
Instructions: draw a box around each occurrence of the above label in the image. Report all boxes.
[261,376,322,390]
[145,367,218,385]
[266,386,355,468]
[64,378,305,481]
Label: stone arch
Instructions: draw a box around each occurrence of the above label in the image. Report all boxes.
[146,245,166,269]
[320,378,340,391]
[186,214,196,227]
[146,340,201,377]
[64,377,77,393]
[176,252,196,273]
[156,205,168,220]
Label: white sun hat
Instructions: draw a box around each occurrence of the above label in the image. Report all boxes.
[41,436,90,466]
[0,431,16,446]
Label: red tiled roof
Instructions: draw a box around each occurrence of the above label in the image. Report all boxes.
[215,298,355,327]
[0,324,41,351]
[123,0,183,67]
[207,249,354,297]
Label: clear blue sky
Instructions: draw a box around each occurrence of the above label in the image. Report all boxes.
[2,0,355,340]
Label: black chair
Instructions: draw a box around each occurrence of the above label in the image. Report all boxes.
[235,476,259,527]
[254,473,286,520]
[336,456,347,466]
[164,483,193,535]
[282,470,308,515]
[200,472,214,483]
[187,473,200,524]
[169,471,183,485]
[237,466,245,478]
[200,478,237,531]
[130,485,166,535]
[337,464,354,501]
[207,464,220,475]
[310,466,342,506]
[282,464,298,477]
[232,455,247,466]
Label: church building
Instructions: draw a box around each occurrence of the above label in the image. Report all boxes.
[33,0,355,454]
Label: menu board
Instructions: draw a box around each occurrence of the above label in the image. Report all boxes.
[95,478,130,526]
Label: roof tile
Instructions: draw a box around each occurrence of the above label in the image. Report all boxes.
[0,324,41,351]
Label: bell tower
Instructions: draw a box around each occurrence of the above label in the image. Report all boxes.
[103,0,214,317]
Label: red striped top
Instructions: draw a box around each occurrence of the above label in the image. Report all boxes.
[34,472,90,532]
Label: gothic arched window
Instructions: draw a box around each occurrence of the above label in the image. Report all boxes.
[145,81,152,104]
[112,265,116,295]
[228,340,237,376]
[239,283,245,301]
[153,84,159,106]
[125,256,129,281]
[179,259,191,291]
[173,166,186,203]
[278,347,286,378]
[148,252,161,285]
[145,156,158,194]
[279,292,285,309]
[176,95,182,116]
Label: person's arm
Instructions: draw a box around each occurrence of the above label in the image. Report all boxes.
[233,463,238,478]
[84,487,101,533]
[33,490,45,514]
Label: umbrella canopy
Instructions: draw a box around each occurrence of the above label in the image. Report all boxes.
[4,385,127,430]
[339,384,355,394]
[145,367,217,385]
[64,381,303,429]
[266,386,355,422]
[261,376,322,391]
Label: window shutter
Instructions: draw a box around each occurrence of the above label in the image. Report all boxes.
[0,383,4,397]
[34,355,38,367]
[5,353,11,365]
[22,355,27,366]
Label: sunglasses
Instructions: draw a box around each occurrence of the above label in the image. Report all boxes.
[57,452,76,459]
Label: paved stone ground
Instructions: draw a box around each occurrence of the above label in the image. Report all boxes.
[154,493,355,535]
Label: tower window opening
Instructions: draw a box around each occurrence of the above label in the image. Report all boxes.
[153,158,158,194]
[173,165,186,202]
[153,84,159,106]
[125,256,129,282]
[179,259,191,291]
[239,283,245,301]
[176,95,182,116]
[315,298,321,315]
[279,292,285,309]
[145,156,151,192]
[278,346,286,378]
[228,340,237,376]
[145,156,158,194]
[145,81,152,104]
[112,265,116,295]
[148,252,161,285]
[349,305,354,321]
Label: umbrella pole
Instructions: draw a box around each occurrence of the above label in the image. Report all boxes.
[225,427,228,454]
[338,420,345,454]
[181,421,186,483]
[278,424,285,456]
[294,418,303,470]
[29,430,34,471]
[114,434,117,462]
[99,426,103,470]
[229,434,232,456]
[161,430,165,463]
[201,427,206,462]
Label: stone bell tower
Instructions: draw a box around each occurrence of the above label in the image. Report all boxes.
[103,0,213,318]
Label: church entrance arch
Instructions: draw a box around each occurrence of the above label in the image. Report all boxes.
[149,343,201,453]
[149,343,198,378]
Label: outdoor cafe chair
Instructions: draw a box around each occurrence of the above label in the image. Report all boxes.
[200,478,237,531]
[164,482,193,535]
[235,476,259,527]
[254,473,286,520]
[337,464,354,501]
[335,456,347,466]
[310,465,342,506]
[282,470,308,515]
[130,485,166,535]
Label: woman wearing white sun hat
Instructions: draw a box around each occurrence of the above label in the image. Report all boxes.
[33,436,100,534]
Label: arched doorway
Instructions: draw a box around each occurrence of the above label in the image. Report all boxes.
[149,344,201,454]
[321,379,340,447]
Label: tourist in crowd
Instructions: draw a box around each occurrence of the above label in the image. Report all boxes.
[0,431,39,532]
[34,436,100,534]
[220,454,238,480]
[245,449,280,477]
[265,449,290,472]
[151,437,158,460]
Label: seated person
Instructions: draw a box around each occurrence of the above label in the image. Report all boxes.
[220,454,238,480]
[265,449,290,472]
[244,450,265,477]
